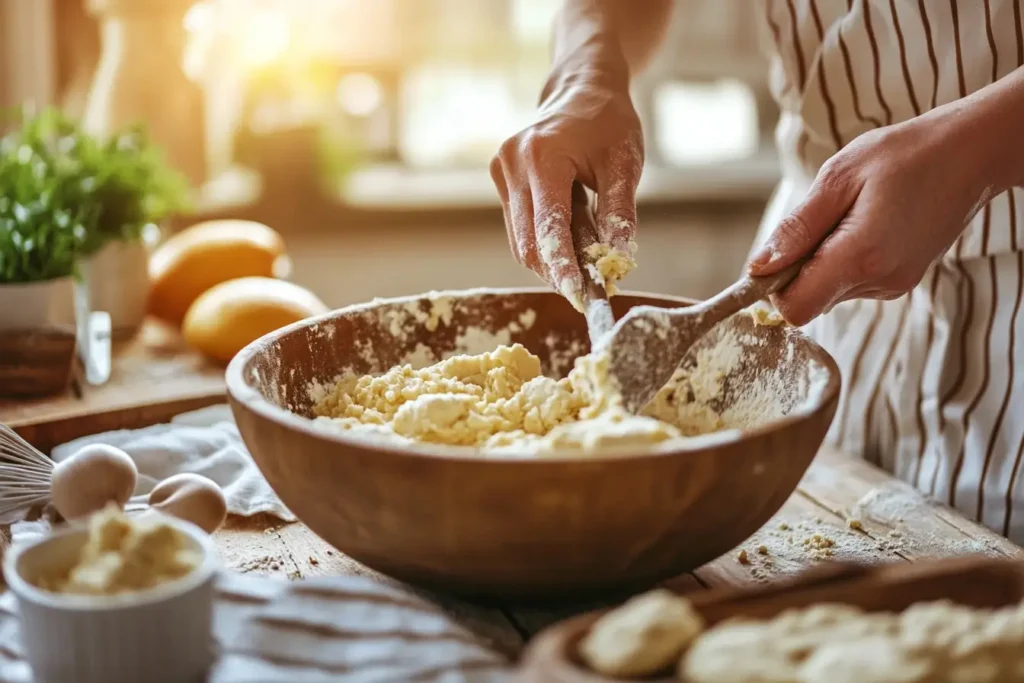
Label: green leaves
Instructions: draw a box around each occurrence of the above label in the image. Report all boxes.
[0,106,191,284]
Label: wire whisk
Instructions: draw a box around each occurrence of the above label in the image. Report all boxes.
[0,424,54,518]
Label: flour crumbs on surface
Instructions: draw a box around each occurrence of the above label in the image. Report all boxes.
[850,487,1006,559]
[733,514,907,581]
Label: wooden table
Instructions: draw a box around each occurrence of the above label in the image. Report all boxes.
[3,327,1020,661]
[210,446,1023,659]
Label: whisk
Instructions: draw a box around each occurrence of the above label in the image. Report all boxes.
[0,422,227,532]
[0,424,55,518]
[0,422,137,521]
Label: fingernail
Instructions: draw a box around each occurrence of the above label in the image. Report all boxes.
[749,245,776,270]
[558,279,585,313]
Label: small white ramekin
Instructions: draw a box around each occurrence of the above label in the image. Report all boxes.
[3,514,219,683]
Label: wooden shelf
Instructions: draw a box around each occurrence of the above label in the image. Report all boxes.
[0,321,225,453]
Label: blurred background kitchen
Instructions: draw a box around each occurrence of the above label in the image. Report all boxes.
[0,0,780,309]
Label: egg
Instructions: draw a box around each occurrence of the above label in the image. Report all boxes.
[148,473,227,533]
[50,444,138,521]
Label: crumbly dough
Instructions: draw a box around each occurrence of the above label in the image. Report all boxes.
[310,329,754,455]
[313,344,682,455]
[750,301,787,326]
[579,589,705,678]
[584,243,637,296]
[34,504,201,596]
[683,604,898,682]
[579,588,1024,683]
[310,305,798,455]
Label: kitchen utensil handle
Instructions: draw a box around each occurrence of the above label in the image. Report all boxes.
[570,181,616,343]
[744,260,804,301]
[697,260,804,321]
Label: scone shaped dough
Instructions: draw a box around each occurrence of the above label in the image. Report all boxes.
[579,588,704,678]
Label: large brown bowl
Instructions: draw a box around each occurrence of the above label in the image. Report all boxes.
[226,288,840,600]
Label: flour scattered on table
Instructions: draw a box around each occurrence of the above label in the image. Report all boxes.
[735,514,904,580]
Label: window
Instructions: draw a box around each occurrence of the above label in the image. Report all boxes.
[7,0,779,209]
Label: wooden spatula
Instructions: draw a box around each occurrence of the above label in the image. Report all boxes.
[597,259,803,414]
[568,181,616,346]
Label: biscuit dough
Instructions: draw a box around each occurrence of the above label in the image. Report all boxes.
[579,588,1024,683]
[584,243,637,296]
[310,322,757,455]
[750,302,787,327]
[35,504,202,596]
[313,344,685,454]
[310,298,804,455]
[579,589,705,678]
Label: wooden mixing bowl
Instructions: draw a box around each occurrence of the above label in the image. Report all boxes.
[226,288,840,600]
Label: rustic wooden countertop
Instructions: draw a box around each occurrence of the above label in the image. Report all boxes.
[3,325,1020,660]
[0,323,224,453]
[210,446,1024,658]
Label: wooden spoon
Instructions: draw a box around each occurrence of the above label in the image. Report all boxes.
[568,181,616,346]
[598,260,803,414]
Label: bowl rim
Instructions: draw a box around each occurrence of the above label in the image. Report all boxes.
[225,286,842,464]
[3,513,219,611]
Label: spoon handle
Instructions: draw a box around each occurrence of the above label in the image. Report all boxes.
[569,181,616,344]
[740,260,805,301]
[694,260,804,325]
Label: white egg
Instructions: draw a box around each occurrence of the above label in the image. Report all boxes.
[148,473,227,533]
[50,444,138,521]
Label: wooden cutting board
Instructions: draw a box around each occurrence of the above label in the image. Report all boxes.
[0,321,225,452]
[518,556,1024,682]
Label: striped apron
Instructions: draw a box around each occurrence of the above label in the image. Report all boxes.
[755,0,1024,541]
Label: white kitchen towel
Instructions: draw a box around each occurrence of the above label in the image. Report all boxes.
[0,572,512,682]
[51,403,293,521]
[11,404,294,546]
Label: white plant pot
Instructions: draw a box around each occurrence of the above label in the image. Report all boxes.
[82,241,150,339]
[0,278,76,332]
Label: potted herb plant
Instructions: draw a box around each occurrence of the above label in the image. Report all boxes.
[0,112,90,334]
[71,123,191,339]
[2,107,190,341]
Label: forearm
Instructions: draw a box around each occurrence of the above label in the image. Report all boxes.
[541,0,673,103]
[945,66,1024,197]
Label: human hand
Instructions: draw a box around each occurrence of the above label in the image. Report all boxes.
[490,73,643,308]
[747,115,993,326]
